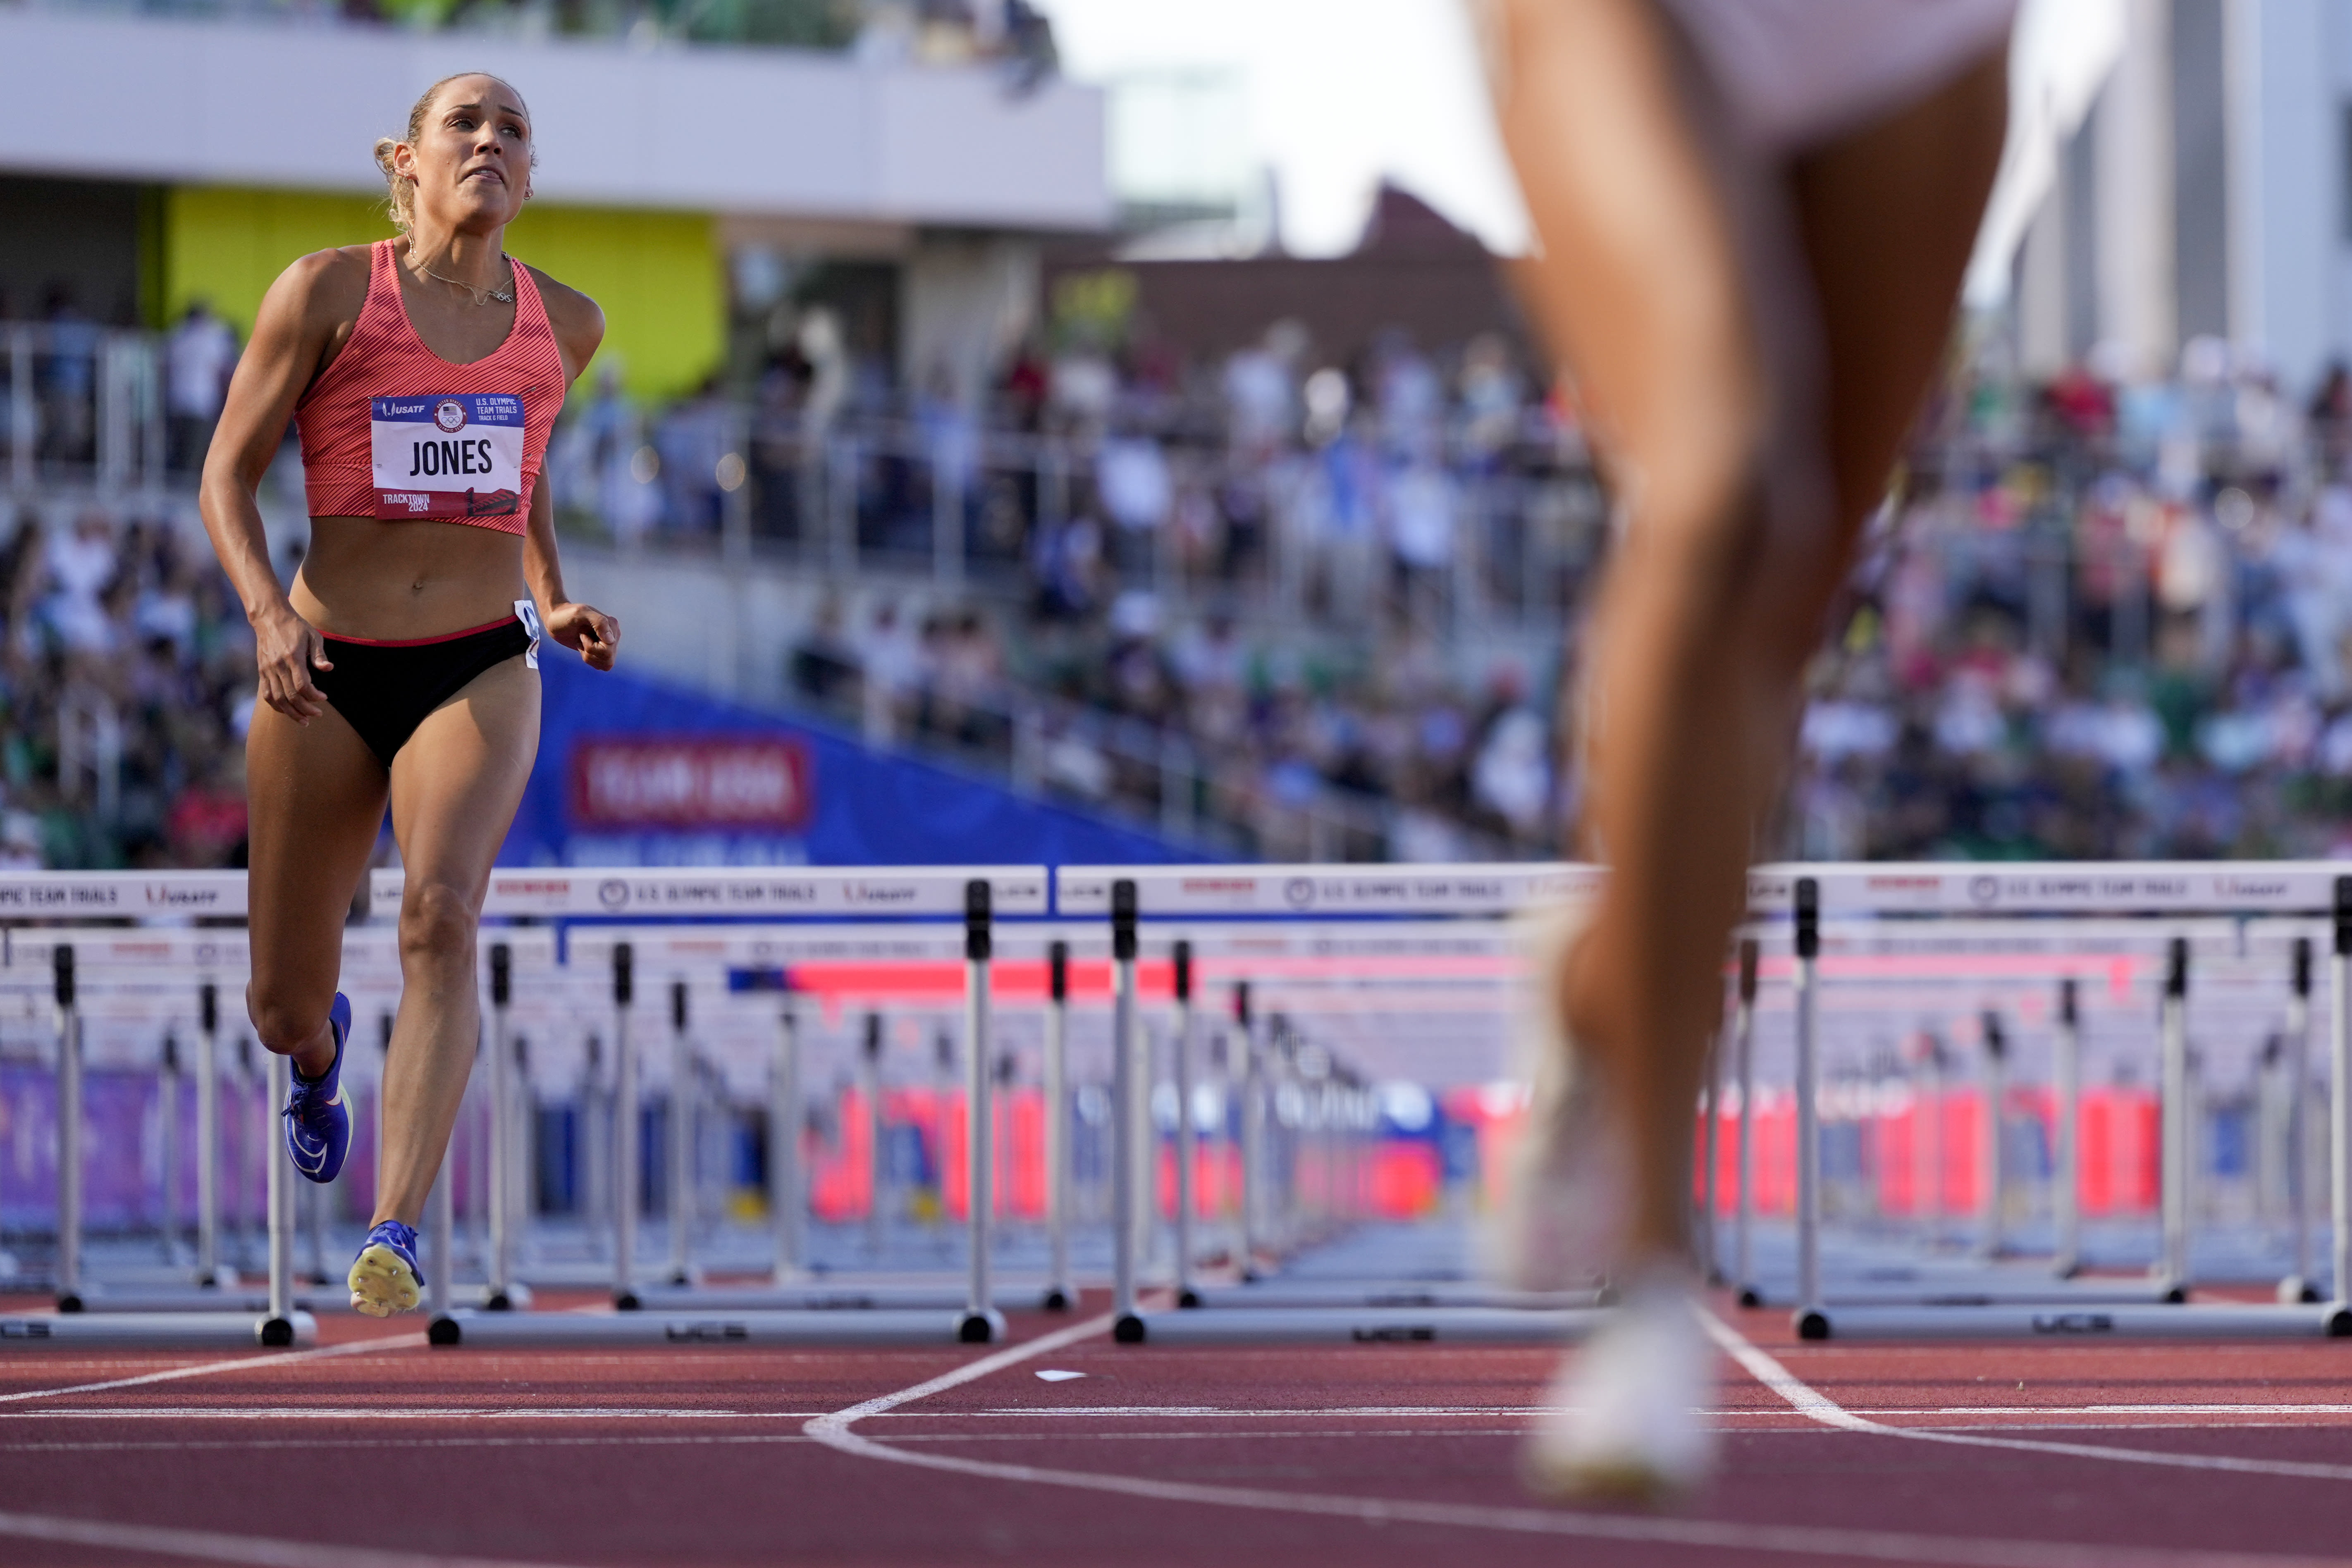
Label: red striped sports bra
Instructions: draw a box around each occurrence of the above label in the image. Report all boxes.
[296,239,566,535]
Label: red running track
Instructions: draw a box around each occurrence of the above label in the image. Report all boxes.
[2,1286,2352,1567]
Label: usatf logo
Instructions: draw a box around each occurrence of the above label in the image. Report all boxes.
[144,884,223,908]
[598,880,630,909]
[1284,877,1316,909]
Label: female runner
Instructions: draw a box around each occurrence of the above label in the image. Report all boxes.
[1477,0,2013,1496]
[200,72,618,1315]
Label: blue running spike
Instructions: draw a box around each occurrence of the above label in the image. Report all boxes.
[282,992,353,1184]
[348,1220,421,1317]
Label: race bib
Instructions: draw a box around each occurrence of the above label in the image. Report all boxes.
[370,394,525,521]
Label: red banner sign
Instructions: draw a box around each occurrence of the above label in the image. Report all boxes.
[569,737,812,831]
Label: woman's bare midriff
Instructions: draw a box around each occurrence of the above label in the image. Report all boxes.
[291,515,528,640]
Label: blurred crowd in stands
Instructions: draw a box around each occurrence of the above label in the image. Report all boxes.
[1800,339,2352,862]
[23,271,2352,866]
[0,506,256,871]
[764,322,2352,862]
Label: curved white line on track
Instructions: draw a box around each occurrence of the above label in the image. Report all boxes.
[0,1330,427,1405]
[0,1509,575,1568]
[804,1315,2352,1568]
[1698,1309,2352,1484]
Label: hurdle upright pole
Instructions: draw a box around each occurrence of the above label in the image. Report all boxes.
[770,1007,802,1285]
[668,979,692,1286]
[1792,878,1823,1337]
[960,879,999,1342]
[1236,981,1263,1280]
[2054,977,2082,1279]
[264,1049,294,1342]
[1734,938,1757,1297]
[1043,940,1072,1310]
[197,981,222,1286]
[1697,1017,1719,1286]
[159,1029,182,1264]
[2331,878,2352,1308]
[1172,939,1196,1307]
[427,1154,454,1320]
[54,945,81,1310]
[611,943,639,1308]
[2285,937,2316,1301]
[303,1171,327,1285]
[1110,879,1139,1334]
[1978,1010,2007,1262]
[861,1012,884,1255]
[2160,936,2191,1298]
[487,943,513,1309]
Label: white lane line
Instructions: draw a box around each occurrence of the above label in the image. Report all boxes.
[17,1419,2352,1461]
[805,1318,2346,1568]
[977,1403,2352,1421]
[0,1405,809,1421]
[0,1330,427,1405]
[0,1507,579,1568]
[1700,1310,2352,1484]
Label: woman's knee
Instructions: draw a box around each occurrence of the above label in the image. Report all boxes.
[399,880,479,974]
[246,977,329,1054]
[1621,417,1841,641]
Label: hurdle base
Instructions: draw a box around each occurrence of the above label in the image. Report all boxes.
[428,1307,981,1347]
[0,1310,318,1348]
[956,1308,1007,1344]
[1115,1305,1602,1346]
[62,1282,514,1315]
[1184,1282,1605,1312]
[2278,1276,2323,1304]
[1041,1285,1073,1313]
[621,1282,976,1312]
[1742,1279,2179,1311]
[1802,1302,2352,1341]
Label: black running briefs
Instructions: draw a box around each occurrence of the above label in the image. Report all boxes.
[314,616,534,768]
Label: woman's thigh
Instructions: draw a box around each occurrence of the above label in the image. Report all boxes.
[388,656,541,907]
[1790,50,2010,546]
[246,701,389,1032]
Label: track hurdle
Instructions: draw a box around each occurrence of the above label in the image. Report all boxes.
[1755,864,2352,1341]
[0,872,318,1348]
[1736,913,2303,1312]
[397,865,1047,1348]
[1042,939,1073,1310]
[1062,864,1605,1347]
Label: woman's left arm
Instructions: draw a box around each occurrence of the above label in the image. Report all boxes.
[525,270,620,672]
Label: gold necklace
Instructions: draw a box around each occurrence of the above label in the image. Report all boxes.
[408,251,515,307]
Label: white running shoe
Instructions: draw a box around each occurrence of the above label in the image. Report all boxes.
[1488,901,1628,1293]
[1524,1271,1719,1502]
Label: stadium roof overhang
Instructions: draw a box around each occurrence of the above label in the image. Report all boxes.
[0,10,1112,232]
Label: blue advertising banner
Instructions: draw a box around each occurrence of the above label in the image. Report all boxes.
[501,656,1198,869]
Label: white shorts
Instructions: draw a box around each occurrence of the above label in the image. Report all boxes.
[1657,0,2018,156]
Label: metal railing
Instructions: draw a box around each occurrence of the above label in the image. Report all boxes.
[2,323,169,501]
[785,656,1517,864]
[559,408,1614,643]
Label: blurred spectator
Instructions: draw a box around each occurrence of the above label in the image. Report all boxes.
[0,506,256,869]
[165,301,239,474]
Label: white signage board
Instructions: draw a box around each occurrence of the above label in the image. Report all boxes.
[371,866,1048,921]
[1053,864,1601,918]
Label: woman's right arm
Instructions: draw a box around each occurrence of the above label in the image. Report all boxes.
[197,249,367,726]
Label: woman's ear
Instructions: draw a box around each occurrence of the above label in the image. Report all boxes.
[392,140,419,185]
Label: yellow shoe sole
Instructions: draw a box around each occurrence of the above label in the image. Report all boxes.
[348,1243,421,1318]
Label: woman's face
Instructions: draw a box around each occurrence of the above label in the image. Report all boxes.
[396,75,532,235]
